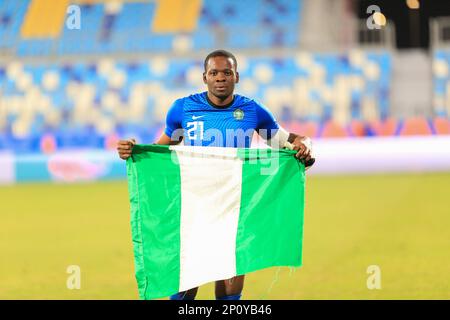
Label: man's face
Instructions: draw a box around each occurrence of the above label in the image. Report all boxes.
[203,56,239,100]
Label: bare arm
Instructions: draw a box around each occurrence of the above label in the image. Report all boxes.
[154,133,183,145]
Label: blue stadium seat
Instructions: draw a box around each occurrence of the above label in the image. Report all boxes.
[0,0,303,55]
[0,51,394,153]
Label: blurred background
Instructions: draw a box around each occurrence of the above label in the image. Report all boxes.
[0,0,449,299]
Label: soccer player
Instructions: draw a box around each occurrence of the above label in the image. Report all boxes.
[118,50,314,300]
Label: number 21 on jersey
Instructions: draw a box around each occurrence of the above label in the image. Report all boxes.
[186,121,204,140]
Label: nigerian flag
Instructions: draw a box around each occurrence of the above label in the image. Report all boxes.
[126,144,306,300]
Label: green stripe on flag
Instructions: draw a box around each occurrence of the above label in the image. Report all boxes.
[127,145,306,300]
[127,145,182,299]
[236,148,305,275]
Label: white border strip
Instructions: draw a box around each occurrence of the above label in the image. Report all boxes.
[307,136,450,174]
[0,152,15,184]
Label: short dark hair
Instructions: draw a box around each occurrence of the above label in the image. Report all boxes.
[203,49,238,72]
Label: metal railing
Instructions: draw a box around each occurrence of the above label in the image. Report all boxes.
[430,16,450,49]
[356,19,396,49]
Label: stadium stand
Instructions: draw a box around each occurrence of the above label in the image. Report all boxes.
[2,0,302,55]
[0,51,392,152]
[433,50,450,118]
[0,0,448,155]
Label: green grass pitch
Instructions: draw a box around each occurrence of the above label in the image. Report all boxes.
[1,172,449,299]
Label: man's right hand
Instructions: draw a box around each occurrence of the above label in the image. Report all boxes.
[117,139,136,160]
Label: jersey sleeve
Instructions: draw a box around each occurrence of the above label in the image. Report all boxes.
[255,101,280,140]
[164,98,184,138]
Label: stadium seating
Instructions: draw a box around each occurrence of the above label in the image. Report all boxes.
[433,50,450,118]
[0,0,303,56]
[399,117,434,136]
[0,0,29,52]
[0,0,449,155]
[367,117,400,136]
[433,117,450,134]
[0,50,394,153]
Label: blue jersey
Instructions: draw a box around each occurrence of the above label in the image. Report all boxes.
[164,92,280,148]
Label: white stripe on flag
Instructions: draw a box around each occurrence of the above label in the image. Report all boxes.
[173,147,242,291]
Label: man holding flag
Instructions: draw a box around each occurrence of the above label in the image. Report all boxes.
[117,50,314,300]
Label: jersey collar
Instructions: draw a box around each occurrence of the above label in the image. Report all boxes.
[205,92,235,109]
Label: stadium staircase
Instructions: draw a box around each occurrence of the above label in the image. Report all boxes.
[390,50,433,119]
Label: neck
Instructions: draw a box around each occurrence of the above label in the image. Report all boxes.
[207,91,234,107]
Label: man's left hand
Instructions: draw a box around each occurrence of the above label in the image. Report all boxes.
[291,136,313,163]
